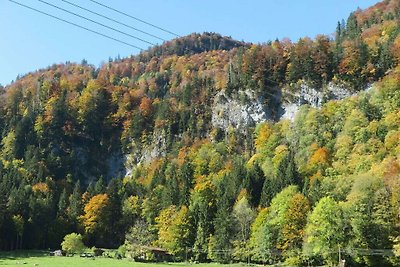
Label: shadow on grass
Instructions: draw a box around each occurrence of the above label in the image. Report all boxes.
[0,250,50,260]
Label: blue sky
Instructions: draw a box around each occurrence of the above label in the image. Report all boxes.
[0,0,381,86]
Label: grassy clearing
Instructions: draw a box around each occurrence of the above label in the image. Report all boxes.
[0,251,248,267]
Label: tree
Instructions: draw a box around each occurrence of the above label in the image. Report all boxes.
[80,194,111,247]
[394,237,400,257]
[58,188,68,218]
[250,186,300,263]
[345,175,395,266]
[248,208,269,263]
[232,193,255,262]
[80,194,110,234]
[156,205,191,260]
[124,219,154,260]
[12,214,24,250]
[178,161,194,206]
[61,233,86,254]
[280,193,310,262]
[208,196,233,263]
[1,130,16,161]
[122,195,141,225]
[304,196,346,266]
[67,181,82,226]
[189,180,216,262]
[105,178,124,247]
[243,163,265,207]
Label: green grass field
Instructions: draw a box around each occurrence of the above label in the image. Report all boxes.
[0,251,249,267]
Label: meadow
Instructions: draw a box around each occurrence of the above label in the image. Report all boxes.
[0,251,249,267]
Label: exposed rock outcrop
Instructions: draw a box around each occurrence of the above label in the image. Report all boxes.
[123,128,167,177]
[280,82,354,121]
[211,89,269,133]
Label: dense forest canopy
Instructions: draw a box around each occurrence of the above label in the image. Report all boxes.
[0,0,400,266]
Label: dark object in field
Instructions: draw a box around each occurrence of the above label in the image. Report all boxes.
[93,248,104,257]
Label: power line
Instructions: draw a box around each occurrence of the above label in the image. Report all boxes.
[89,0,180,38]
[8,0,144,50]
[38,0,156,46]
[60,0,166,42]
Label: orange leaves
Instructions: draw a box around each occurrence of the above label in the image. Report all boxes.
[139,97,153,118]
[309,147,330,167]
[307,146,331,176]
[80,193,110,234]
[280,193,310,251]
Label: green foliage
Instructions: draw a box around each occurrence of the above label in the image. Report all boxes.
[304,197,346,265]
[345,175,395,266]
[232,194,255,262]
[124,219,155,260]
[61,233,86,254]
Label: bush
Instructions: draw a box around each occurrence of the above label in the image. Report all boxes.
[61,233,86,255]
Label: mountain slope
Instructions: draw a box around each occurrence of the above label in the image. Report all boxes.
[0,2,399,266]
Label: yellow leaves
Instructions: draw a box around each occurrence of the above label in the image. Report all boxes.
[85,79,101,92]
[191,142,223,176]
[32,182,50,194]
[60,77,69,91]
[304,146,331,176]
[334,134,353,161]
[176,147,189,166]
[255,123,273,151]
[247,153,263,167]
[385,130,400,153]
[193,177,212,192]
[362,25,382,49]
[309,147,330,166]
[272,144,289,167]
[80,193,110,234]
[1,130,16,160]
[394,236,400,257]
[236,189,249,203]
[34,116,45,138]
[156,205,190,256]
[122,195,141,218]
[383,110,400,130]
[1,159,24,171]
[369,156,399,179]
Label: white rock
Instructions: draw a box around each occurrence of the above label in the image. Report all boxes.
[211,89,268,132]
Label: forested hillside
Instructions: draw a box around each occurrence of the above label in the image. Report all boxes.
[0,0,400,266]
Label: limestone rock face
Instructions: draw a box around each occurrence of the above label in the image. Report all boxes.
[122,128,167,177]
[211,89,268,132]
[280,82,354,121]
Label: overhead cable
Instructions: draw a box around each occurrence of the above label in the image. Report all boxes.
[38,0,155,46]
[89,0,180,37]
[8,0,144,50]
[61,0,165,42]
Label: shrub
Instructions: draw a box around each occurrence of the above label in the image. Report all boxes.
[61,233,86,255]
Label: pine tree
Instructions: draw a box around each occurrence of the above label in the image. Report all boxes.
[68,182,82,226]
[58,188,68,218]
